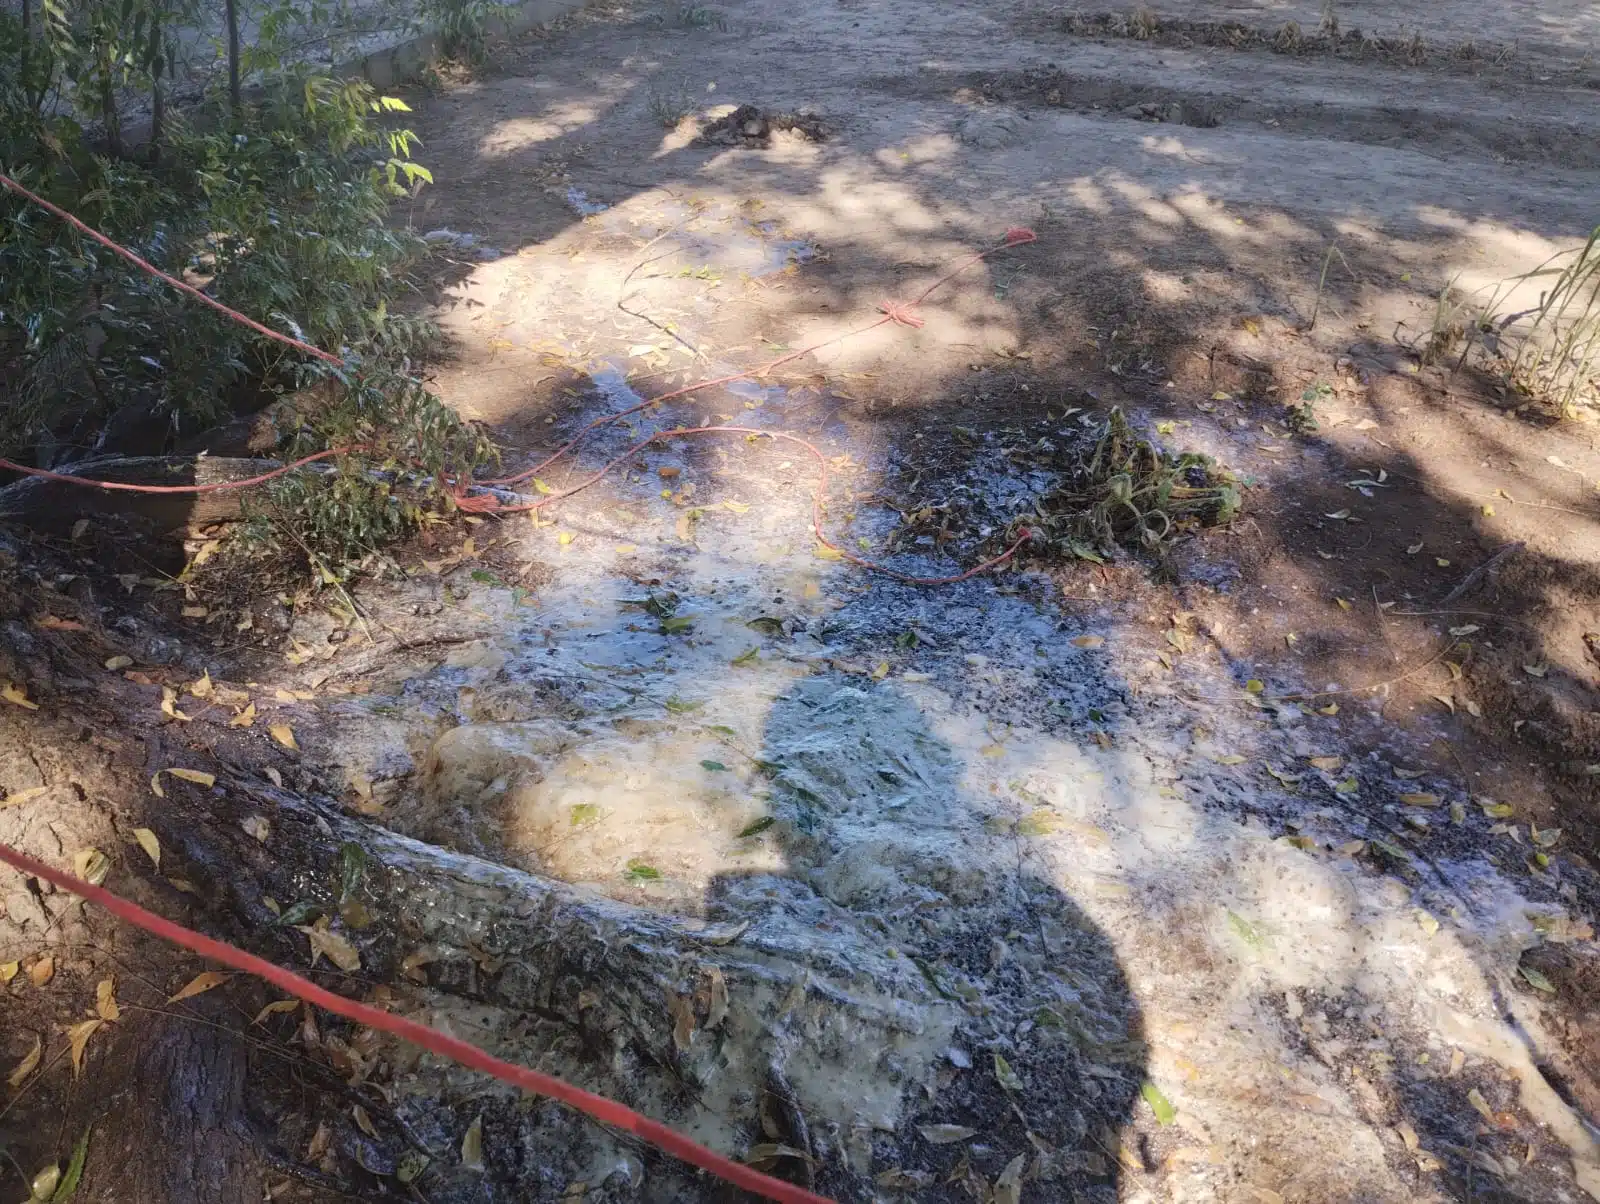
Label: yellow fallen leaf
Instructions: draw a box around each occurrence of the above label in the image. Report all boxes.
[274,688,298,704]
[1213,754,1247,765]
[127,827,160,870]
[160,687,191,721]
[181,605,208,619]
[557,531,575,546]
[168,970,231,1002]
[65,1018,102,1077]
[0,961,16,983]
[253,999,300,1025]
[229,701,256,728]
[241,815,270,842]
[29,955,55,986]
[1072,635,1105,649]
[1399,792,1441,807]
[871,661,890,680]
[1467,1087,1495,1123]
[461,1114,485,1171]
[270,724,298,750]
[264,767,283,788]
[7,1033,41,1087]
[189,671,213,699]
[72,848,110,886]
[814,543,843,561]
[299,922,361,972]
[1,786,48,808]
[96,977,120,1022]
[104,655,133,671]
[2,682,39,710]
[1308,756,1343,771]
[169,768,216,788]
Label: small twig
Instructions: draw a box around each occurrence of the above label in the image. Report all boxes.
[1303,242,1353,332]
[1439,540,1524,606]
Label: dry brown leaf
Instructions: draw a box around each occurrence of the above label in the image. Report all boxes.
[229,701,256,728]
[1072,635,1105,649]
[65,1017,102,1077]
[264,767,283,788]
[168,970,231,1002]
[29,955,55,987]
[253,999,300,1024]
[1467,1087,1495,1122]
[918,1124,976,1145]
[132,827,161,869]
[1449,1048,1466,1076]
[705,965,729,1031]
[269,723,298,750]
[667,992,695,1052]
[241,815,270,843]
[96,976,120,1022]
[104,655,133,671]
[1399,793,1441,808]
[353,1105,381,1139]
[298,923,361,972]
[1308,756,1343,771]
[1397,1121,1420,1151]
[7,1033,41,1087]
[2,682,39,710]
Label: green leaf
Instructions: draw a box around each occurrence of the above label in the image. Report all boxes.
[731,646,760,667]
[1519,965,1556,994]
[338,842,367,902]
[275,899,323,927]
[1227,911,1265,947]
[665,696,703,714]
[570,803,600,826]
[1141,1081,1177,1125]
[746,617,785,636]
[700,760,729,773]
[708,725,737,737]
[50,1128,91,1202]
[993,1052,1023,1093]
[661,615,695,634]
[625,860,661,881]
[737,816,776,838]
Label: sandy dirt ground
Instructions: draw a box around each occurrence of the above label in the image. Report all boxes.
[5,1,1600,1202]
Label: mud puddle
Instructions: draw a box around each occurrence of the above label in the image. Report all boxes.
[291,383,1600,1198]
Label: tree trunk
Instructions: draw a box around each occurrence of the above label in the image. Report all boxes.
[224,0,241,116]
[148,23,164,167]
[121,773,954,1201]
[74,1011,261,1204]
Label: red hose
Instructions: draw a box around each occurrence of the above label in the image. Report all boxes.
[0,839,835,1204]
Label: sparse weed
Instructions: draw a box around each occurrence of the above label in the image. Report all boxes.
[1495,226,1600,416]
[1413,229,1600,418]
[646,79,699,128]
[659,3,727,31]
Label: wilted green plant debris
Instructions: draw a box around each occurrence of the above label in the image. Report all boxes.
[1008,407,1241,561]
